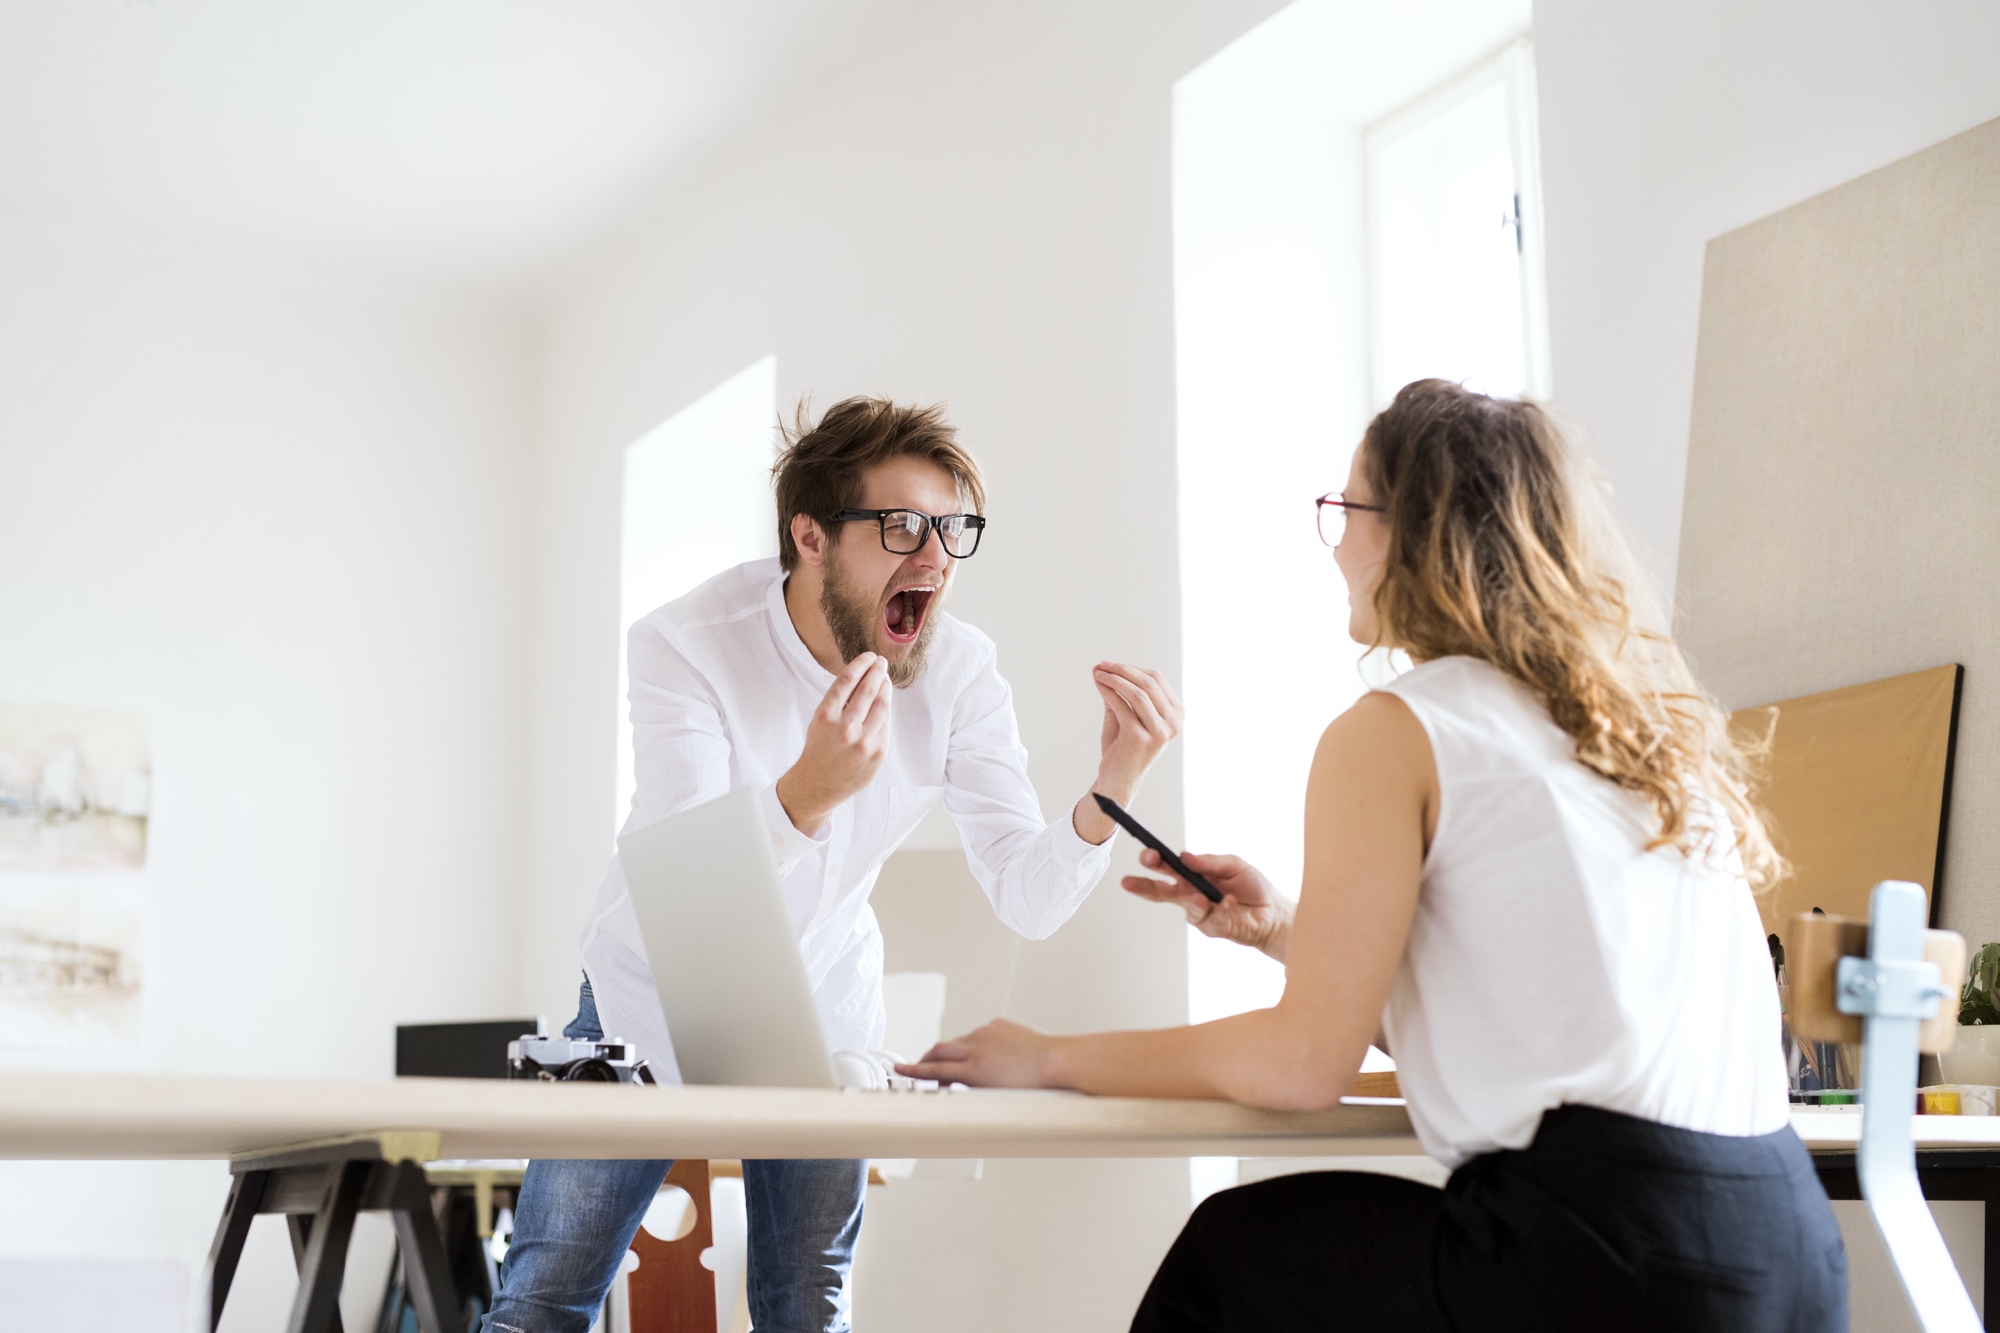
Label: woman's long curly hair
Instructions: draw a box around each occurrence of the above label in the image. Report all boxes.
[1360,379,1784,891]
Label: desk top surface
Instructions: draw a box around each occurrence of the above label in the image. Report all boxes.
[3,1073,1996,1163]
[0,1071,1420,1161]
[1790,1108,2000,1152]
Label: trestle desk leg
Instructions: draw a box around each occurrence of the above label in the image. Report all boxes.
[204,1169,268,1332]
[387,1161,461,1333]
[286,1161,367,1333]
[1986,1190,1997,1333]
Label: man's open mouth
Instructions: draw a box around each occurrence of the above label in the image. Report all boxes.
[883,585,938,644]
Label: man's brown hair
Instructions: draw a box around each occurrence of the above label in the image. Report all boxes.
[771,397,986,571]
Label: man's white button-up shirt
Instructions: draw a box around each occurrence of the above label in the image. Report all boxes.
[580,557,1114,1079]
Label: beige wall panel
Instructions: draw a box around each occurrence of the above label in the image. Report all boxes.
[1678,115,2000,945]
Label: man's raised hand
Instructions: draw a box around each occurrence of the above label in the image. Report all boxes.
[1091,662,1183,803]
[776,652,893,837]
[1069,662,1184,846]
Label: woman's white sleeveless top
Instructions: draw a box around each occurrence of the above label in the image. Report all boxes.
[1377,656,1788,1168]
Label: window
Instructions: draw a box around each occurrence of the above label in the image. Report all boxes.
[616,356,778,830]
[1171,78,1361,1032]
[1174,15,1545,1203]
[1367,40,1550,407]
[1171,35,1552,1032]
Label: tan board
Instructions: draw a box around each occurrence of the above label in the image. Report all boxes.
[1732,663,1961,935]
[1676,114,2000,946]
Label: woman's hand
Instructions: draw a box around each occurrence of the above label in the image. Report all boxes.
[1121,850,1294,962]
[893,1019,1061,1088]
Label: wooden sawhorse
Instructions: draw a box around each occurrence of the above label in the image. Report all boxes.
[203,1131,461,1333]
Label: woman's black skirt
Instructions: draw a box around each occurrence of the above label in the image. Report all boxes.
[1131,1103,1848,1332]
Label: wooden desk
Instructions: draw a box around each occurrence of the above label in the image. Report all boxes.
[1794,1109,2000,1332]
[0,1071,1416,1333]
[0,1070,1421,1161]
[5,1073,1994,1161]
[9,1076,1996,1333]
[1790,1107,2000,1150]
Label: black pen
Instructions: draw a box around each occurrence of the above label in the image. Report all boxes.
[1091,792,1225,903]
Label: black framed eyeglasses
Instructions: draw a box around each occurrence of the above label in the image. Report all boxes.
[1315,493,1386,547]
[832,508,988,559]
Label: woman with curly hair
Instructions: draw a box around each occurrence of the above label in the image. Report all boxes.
[900,380,1845,1331]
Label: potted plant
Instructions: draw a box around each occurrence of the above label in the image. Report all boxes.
[1943,942,2000,1086]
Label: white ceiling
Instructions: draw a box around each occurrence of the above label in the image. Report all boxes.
[0,2,889,285]
[1187,0,1530,124]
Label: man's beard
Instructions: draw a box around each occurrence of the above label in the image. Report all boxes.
[820,552,940,688]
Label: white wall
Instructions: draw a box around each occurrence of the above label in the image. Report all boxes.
[521,0,1299,1010]
[1535,0,2000,589]
[1532,6,2000,1327]
[530,4,2000,1327]
[0,222,534,1327]
[7,1,1997,1327]
[520,3,1294,1328]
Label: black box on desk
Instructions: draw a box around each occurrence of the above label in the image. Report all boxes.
[396,1019,540,1080]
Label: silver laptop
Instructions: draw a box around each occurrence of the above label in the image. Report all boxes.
[617,787,839,1088]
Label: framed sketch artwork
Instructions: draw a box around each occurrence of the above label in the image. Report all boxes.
[0,703,149,1045]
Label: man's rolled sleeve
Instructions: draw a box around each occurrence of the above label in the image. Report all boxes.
[756,780,830,879]
[1053,801,1117,879]
[944,641,1116,939]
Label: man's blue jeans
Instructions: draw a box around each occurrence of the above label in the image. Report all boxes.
[482,979,866,1333]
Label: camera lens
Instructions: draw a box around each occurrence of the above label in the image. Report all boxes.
[560,1058,618,1082]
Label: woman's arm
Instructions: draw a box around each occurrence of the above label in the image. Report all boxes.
[897,691,1437,1110]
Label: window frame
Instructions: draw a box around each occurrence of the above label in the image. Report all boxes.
[1363,37,1551,410]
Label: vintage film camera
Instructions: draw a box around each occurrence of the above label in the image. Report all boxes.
[507,1019,655,1085]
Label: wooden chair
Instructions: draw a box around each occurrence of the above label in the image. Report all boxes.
[626,1157,898,1333]
[627,1159,719,1333]
[1787,882,1977,1332]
